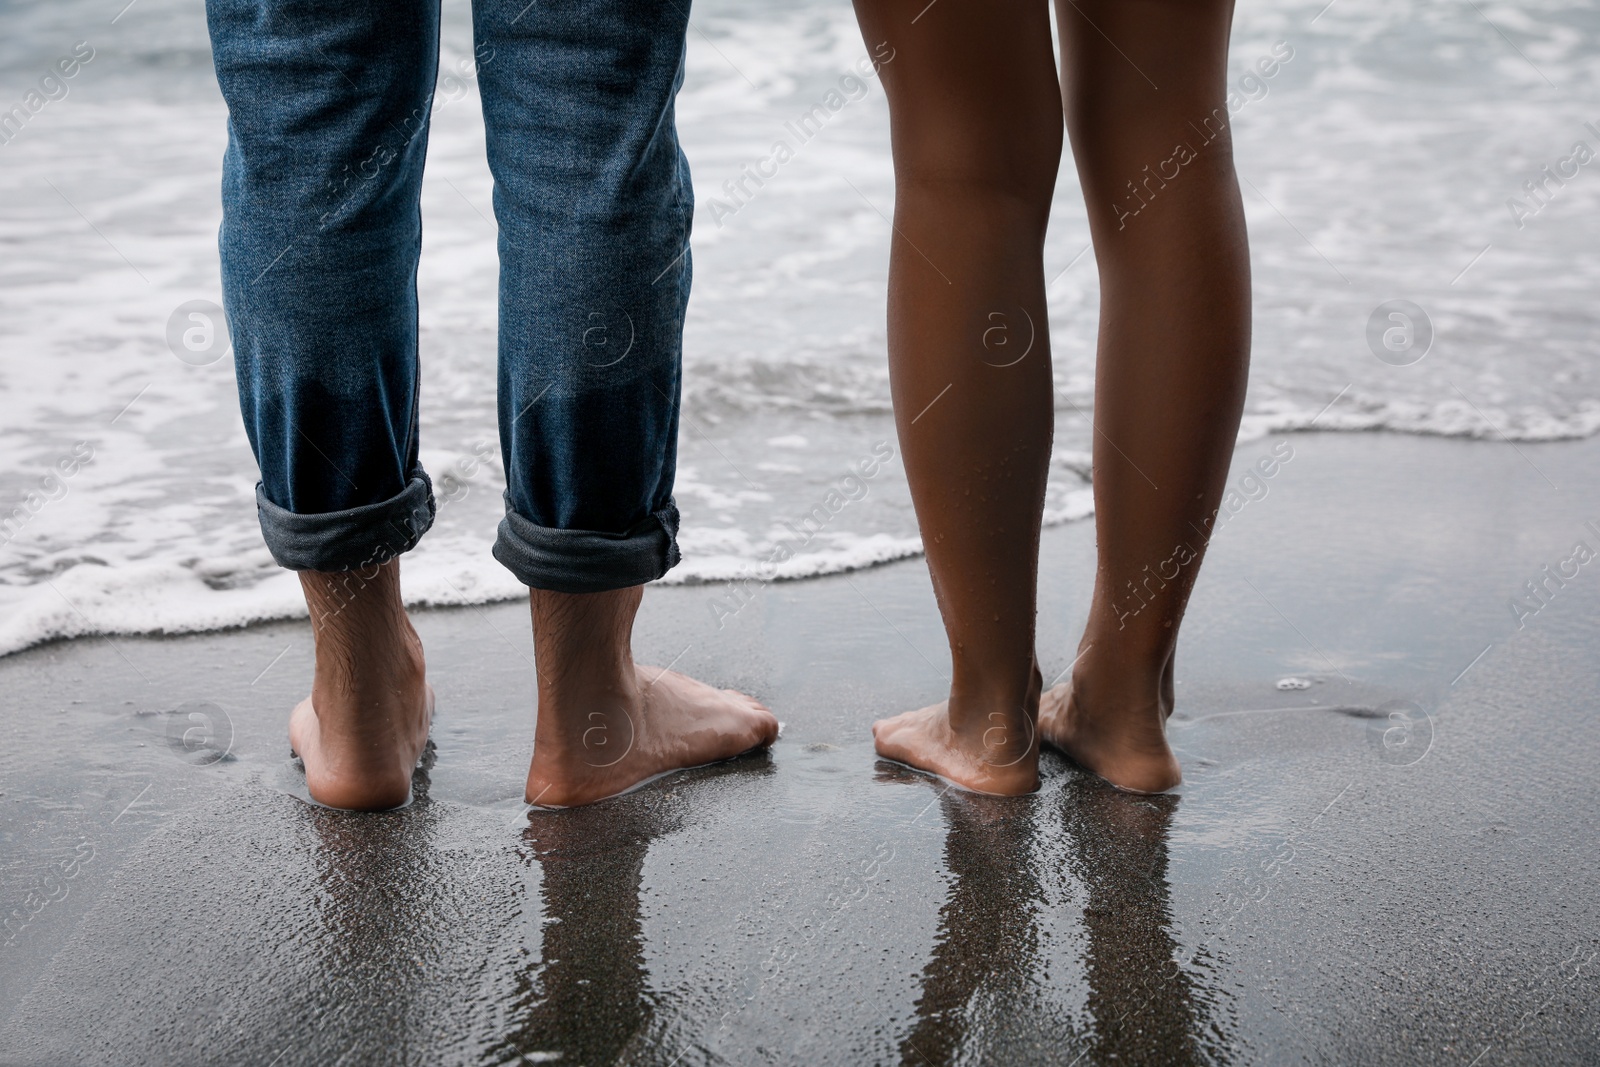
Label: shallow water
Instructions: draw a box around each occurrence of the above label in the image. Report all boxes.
[3,0,1600,654]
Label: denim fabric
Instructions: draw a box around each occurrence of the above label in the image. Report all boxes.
[494,497,680,596]
[256,472,435,574]
[206,0,692,591]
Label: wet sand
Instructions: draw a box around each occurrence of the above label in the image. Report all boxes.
[2,431,1599,1066]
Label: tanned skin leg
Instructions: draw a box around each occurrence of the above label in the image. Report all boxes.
[291,558,434,811]
[852,0,1064,795]
[853,0,1249,794]
[1038,0,1250,794]
[523,585,779,808]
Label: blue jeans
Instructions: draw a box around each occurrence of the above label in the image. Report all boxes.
[206,0,691,593]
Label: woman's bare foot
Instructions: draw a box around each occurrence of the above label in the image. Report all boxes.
[872,665,1041,796]
[290,559,434,811]
[1039,653,1180,795]
[523,585,778,808]
[851,0,1248,802]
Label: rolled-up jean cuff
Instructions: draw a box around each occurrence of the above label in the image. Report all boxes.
[255,470,436,572]
[493,499,682,594]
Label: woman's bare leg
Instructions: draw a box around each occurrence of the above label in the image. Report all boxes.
[852,0,1064,795]
[1038,0,1251,793]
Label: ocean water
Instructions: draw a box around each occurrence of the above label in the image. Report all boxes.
[2,0,1598,656]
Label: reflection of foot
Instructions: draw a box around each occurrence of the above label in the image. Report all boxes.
[1038,660,1180,794]
[523,585,777,808]
[525,665,777,807]
[290,560,434,811]
[872,668,1041,796]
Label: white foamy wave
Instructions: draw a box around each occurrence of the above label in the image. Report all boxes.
[0,524,925,657]
[1237,394,1600,444]
[0,384,1592,658]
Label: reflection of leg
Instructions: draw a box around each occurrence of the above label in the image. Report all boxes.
[1040,0,1251,794]
[207,0,441,809]
[1062,781,1216,1063]
[899,793,1043,1064]
[303,804,441,1051]
[851,0,1061,796]
[492,805,665,1064]
[523,585,778,808]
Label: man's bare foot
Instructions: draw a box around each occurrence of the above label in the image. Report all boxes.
[289,559,433,811]
[871,664,1041,796]
[525,664,776,807]
[1038,653,1180,794]
[522,585,778,808]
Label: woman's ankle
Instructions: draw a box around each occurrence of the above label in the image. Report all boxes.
[941,660,1042,771]
[947,660,1041,724]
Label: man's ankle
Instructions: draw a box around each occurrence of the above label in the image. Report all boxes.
[947,660,1041,726]
[528,585,642,684]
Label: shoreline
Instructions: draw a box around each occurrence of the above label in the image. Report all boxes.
[5,425,1600,663]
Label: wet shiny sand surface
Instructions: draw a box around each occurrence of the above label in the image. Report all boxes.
[3,433,1599,1066]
